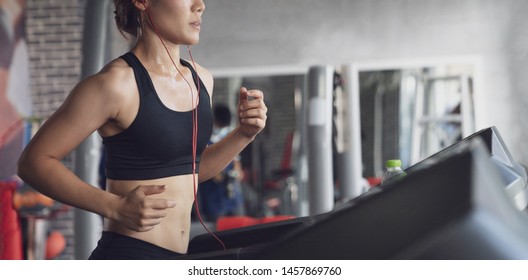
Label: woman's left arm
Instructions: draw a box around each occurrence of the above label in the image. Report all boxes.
[199,87,267,182]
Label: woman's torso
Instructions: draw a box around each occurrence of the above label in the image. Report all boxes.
[97,51,212,254]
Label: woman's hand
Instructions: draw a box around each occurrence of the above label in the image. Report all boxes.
[114,184,177,232]
[237,87,267,140]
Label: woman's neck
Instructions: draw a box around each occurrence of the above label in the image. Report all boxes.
[132,33,183,76]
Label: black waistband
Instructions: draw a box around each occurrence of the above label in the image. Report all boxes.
[89,231,185,260]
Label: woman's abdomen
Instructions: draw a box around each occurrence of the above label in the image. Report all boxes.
[104,174,197,254]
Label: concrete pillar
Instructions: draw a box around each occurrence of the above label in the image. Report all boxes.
[73,0,110,260]
[306,66,334,215]
[338,65,365,200]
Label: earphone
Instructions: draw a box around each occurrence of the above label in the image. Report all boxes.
[140,1,227,251]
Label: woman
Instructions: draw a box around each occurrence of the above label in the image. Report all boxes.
[17,0,267,259]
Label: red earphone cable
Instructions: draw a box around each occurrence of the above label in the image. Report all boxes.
[144,10,226,251]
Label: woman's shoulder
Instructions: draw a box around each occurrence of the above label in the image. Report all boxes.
[99,56,134,86]
[77,56,136,100]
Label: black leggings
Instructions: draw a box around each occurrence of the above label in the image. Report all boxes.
[88,231,185,260]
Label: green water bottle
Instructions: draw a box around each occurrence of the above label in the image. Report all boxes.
[381,159,406,185]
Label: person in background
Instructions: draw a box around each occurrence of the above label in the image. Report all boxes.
[197,104,245,222]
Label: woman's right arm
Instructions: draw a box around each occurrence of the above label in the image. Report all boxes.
[17,71,122,219]
[17,67,175,231]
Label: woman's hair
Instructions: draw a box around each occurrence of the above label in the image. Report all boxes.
[113,0,141,38]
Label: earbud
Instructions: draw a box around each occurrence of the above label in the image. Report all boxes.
[137,0,146,10]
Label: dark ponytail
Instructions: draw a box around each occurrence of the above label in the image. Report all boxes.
[113,0,141,38]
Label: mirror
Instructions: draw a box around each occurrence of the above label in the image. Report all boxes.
[203,57,479,218]
[205,73,305,217]
[357,58,478,179]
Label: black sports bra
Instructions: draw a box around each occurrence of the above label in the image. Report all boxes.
[102,52,213,180]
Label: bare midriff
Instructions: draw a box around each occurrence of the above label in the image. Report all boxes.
[104,174,198,254]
